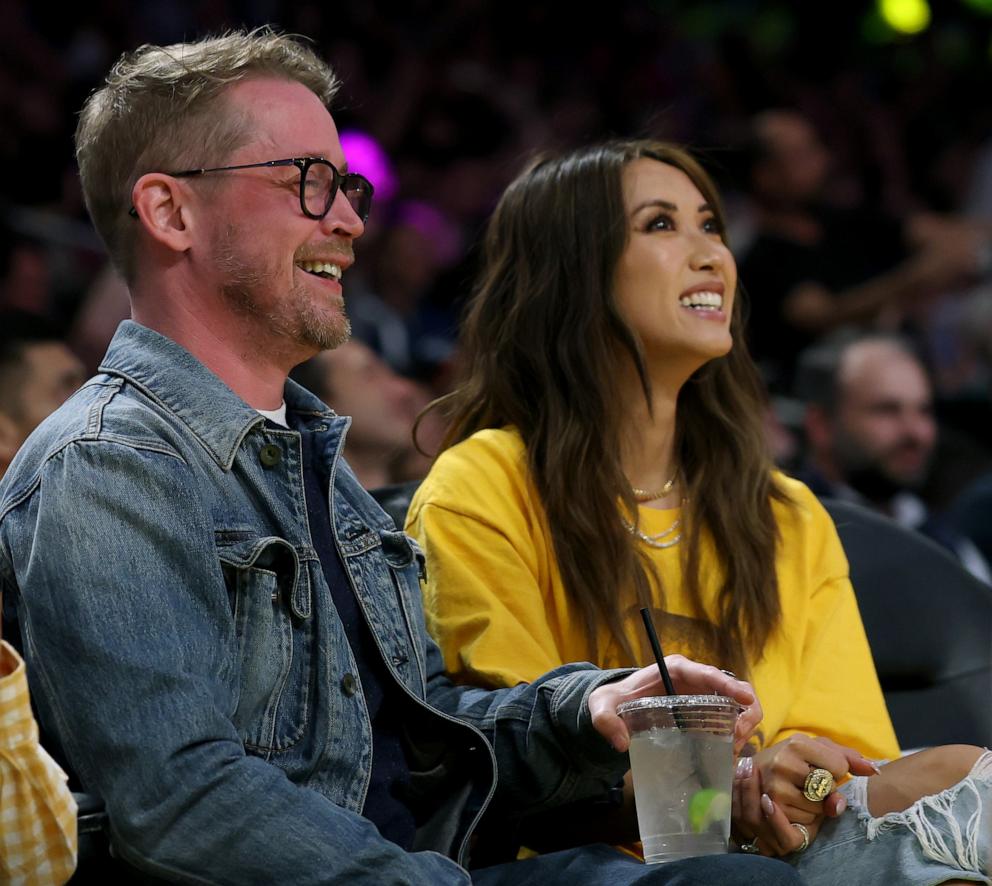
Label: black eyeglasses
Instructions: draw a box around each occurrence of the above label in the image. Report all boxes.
[129,157,374,223]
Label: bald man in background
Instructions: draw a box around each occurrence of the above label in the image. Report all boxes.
[797,334,990,581]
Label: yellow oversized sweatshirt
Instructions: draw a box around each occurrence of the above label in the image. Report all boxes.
[407,427,899,760]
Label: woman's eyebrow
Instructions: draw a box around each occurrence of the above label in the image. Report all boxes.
[632,198,677,214]
[631,199,714,214]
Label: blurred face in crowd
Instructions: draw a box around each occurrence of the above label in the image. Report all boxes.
[753,111,830,208]
[831,341,937,498]
[192,78,365,361]
[614,159,736,378]
[0,341,86,471]
[313,341,421,456]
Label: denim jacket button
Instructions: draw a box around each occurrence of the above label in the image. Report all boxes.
[259,444,282,467]
[340,673,358,697]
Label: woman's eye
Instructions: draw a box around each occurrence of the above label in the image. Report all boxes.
[646,214,674,231]
[702,216,723,235]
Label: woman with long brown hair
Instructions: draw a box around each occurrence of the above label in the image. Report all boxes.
[406,139,990,883]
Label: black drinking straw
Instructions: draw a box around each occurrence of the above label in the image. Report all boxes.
[639,607,695,745]
[639,607,676,695]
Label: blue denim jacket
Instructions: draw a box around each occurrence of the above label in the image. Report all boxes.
[0,321,631,885]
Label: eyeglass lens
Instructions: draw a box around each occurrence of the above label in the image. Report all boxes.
[304,161,372,222]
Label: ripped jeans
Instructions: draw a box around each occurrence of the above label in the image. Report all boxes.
[793,750,992,885]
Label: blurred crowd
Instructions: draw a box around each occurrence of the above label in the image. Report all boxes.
[4,0,992,565]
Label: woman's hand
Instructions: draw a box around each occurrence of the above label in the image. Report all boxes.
[733,755,823,857]
[588,655,761,753]
[754,734,878,823]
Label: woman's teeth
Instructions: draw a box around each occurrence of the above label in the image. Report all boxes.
[679,291,723,311]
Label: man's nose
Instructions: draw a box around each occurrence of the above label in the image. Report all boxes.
[319,190,365,239]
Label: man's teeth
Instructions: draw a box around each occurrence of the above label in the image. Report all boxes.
[679,291,723,311]
[298,260,342,280]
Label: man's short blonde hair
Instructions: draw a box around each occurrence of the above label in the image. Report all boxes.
[75,27,339,281]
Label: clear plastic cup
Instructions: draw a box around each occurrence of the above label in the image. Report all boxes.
[617,695,741,864]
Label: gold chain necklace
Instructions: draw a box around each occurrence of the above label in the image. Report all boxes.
[622,513,682,549]
[632,470,678,503]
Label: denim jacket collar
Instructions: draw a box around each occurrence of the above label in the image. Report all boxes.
[99,320,336,471]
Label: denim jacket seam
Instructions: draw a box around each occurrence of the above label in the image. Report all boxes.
[391,569,428,692]
[278,427,314,551]
[98,433,188,461]
[0,435,186,525]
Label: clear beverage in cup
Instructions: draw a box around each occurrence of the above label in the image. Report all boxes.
[617,695,740,864]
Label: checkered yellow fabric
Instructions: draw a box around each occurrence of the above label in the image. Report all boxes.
[0,641,76,885]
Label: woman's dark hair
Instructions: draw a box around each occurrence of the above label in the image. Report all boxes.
[424,139,788,675]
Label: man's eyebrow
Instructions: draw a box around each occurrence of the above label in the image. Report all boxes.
[306,153,348,173]
[631,199,714,214]
[277,154,349,174]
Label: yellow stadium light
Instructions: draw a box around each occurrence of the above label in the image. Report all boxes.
[877,0,931,34]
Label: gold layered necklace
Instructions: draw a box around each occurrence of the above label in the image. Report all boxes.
[624,513,682,548]
[631,470,678,503]
[625,468,683,548]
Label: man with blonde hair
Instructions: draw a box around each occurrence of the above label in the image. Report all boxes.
[0,29,798,886]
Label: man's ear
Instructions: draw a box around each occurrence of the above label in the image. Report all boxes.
[131,173,196,255]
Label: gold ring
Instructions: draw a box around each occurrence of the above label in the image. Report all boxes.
[802,767,835,802]
[791,822,810,853]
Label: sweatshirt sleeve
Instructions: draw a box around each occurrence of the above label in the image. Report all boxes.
[763,480,901,761]
[407,431,572,688]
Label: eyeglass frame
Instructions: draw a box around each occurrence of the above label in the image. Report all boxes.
[127,156,374,223]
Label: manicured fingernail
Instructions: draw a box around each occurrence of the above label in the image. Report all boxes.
[835,794,847,814]
[858,753,882,772]
[735,756,753,779]
[760,793,775,817]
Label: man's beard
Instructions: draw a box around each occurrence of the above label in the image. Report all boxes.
[835,433,931,505]
[843,463,909,505]
[214,225,351,352]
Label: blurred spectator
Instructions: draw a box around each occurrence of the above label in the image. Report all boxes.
[291,340,426,488]
[795,333,990,582]
[67,264,130,373]
[951,470,992,579]
[346,200,461,380]
[0,313,85,477]
[0,236,52,317]
[739,109,988,391]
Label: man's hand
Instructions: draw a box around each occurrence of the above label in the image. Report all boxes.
[588,655,761,754]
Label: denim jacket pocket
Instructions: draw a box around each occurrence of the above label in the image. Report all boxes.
[216,533,313,755]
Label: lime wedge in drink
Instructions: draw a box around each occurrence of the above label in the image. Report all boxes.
[688,788,732,833]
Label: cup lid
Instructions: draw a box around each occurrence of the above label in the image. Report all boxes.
[616,694,742,716]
